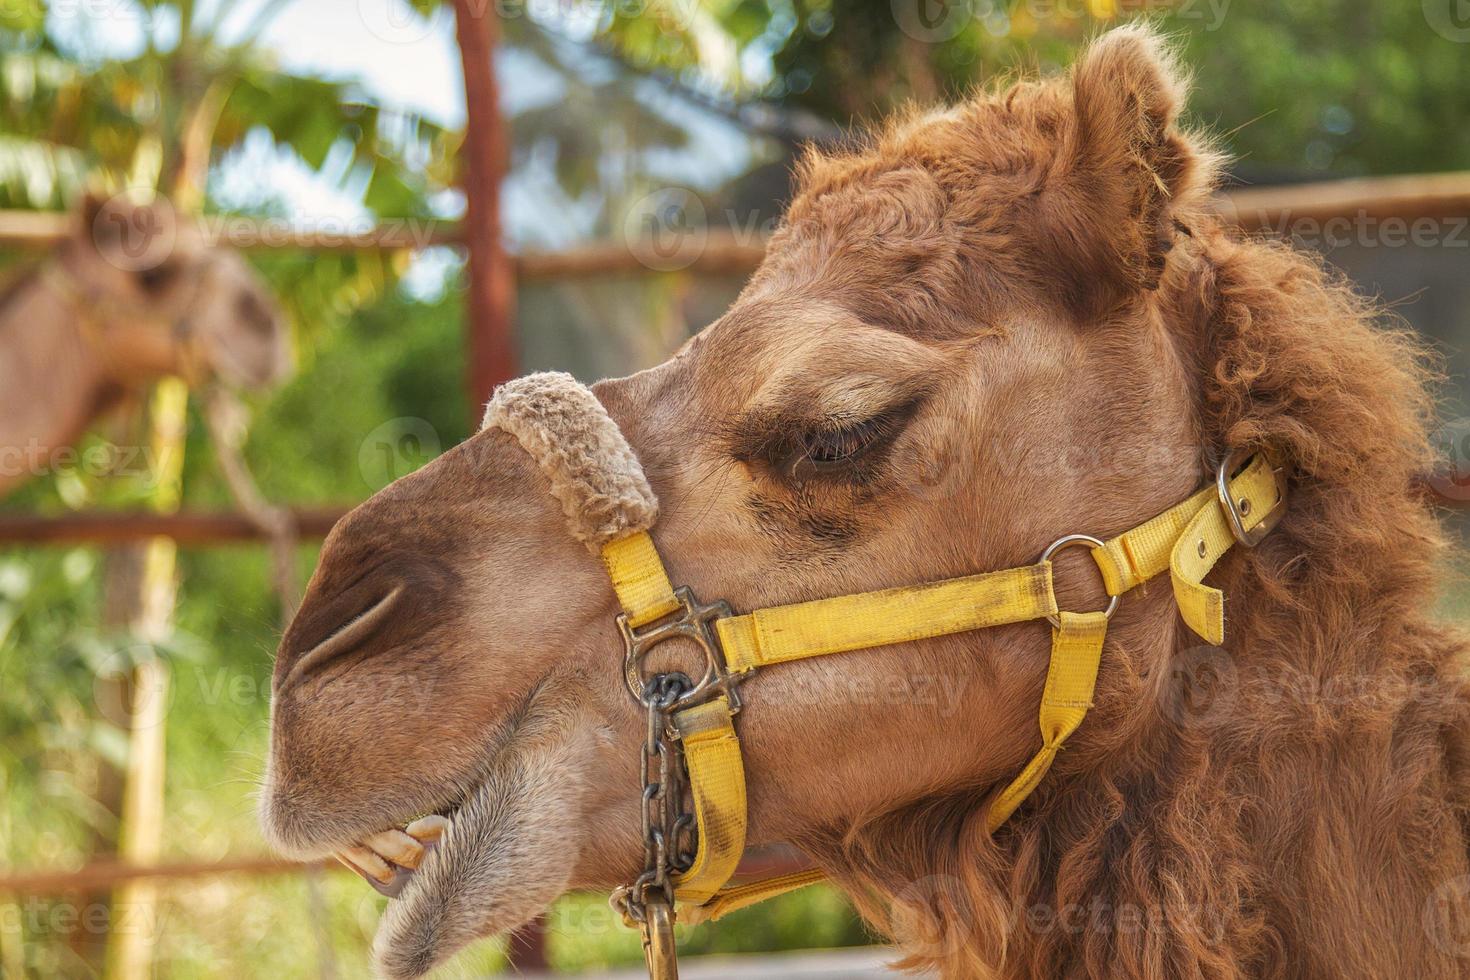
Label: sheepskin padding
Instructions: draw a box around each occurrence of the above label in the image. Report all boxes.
[480,371,658,551]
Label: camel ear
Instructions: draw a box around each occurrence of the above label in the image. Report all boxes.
[76,189,140,261]
[77,190,115,247]
[1047,26,1206,316]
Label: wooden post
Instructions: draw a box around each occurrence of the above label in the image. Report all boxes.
[102,379,188,980]
[452,2,544,971]
[454,0,517,413]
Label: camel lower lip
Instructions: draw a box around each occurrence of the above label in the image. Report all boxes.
[369,698,593,980]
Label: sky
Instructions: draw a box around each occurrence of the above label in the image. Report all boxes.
[48,0,760,221]
[50,0,467,224]
[39,0,771,300]
[54,0,468,125]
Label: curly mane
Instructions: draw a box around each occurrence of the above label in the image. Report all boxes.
[796,43,1470,980]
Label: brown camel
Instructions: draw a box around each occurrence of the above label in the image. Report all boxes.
[261,26,1470,979]
[0,193,289,497]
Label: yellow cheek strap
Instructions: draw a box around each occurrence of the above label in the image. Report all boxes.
[1090,452,1286,645]
[984,610,1110,831]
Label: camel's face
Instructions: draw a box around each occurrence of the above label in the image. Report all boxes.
[263,27,1211,978]
[186,247,292,389]
[70,194,291,388]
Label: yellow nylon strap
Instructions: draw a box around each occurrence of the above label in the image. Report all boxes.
[986,611,1109,831]
[1088,454,1282,644]
[670,696,748,906]
[680,868,830,924]
[600,531,681,626]
[714,563,1058,674]
[593,457,1285,923]
[1088,454,1280,597]
[1089,485,1216,596]
[1167,457,1281,644]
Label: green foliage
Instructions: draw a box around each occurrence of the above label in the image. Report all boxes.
[598,0,1470,177]
[550,886,870,973]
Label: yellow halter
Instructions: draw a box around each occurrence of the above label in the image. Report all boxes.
[480,371,1288,979]
[600,449,1286,973]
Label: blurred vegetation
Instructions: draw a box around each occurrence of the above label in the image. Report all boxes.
[601,0,1470,178]
[2,0,1468,976]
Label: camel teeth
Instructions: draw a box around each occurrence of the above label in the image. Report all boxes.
[404,814,451,843]
[364,829,425,870]
[337,845,395,885]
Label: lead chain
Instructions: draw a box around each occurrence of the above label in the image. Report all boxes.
[611,672,698,926]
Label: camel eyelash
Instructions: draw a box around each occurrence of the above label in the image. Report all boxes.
[738,397,922,482]
[792,411,907,475]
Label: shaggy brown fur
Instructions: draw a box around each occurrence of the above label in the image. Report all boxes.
[791,35,1470,980]
[261,26,1470,980]
[813,227,1470,978]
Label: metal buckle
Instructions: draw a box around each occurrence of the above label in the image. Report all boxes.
[618,586,744,713]
[1039,533,1121,629]
[1215,449,1288,548]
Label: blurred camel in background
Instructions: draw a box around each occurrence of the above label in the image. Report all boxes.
[0,192,290,497]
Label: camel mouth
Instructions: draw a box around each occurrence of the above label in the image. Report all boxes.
[320,716,513,892]
[364,693,593,979]
[259,683,524,866]
[261,683,589,979]
[333,812,457,898]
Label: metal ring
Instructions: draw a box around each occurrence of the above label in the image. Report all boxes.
[1039,533,1121,628]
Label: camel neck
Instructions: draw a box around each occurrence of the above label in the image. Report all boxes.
[0,266,111,496]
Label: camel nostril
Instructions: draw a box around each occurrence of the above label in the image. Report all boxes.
[281,586,404,691]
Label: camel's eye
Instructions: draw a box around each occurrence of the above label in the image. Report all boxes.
[732,394,925,484]
[137,261,181,296]
[784,401,920,480]
[801,417,888,468]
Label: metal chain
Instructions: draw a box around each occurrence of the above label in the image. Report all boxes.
[611,672,698,927]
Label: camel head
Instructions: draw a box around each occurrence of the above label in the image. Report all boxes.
[262,26,1223,977]
[59,192,290,389]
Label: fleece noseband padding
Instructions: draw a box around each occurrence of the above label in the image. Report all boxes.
[480,371,658,553]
